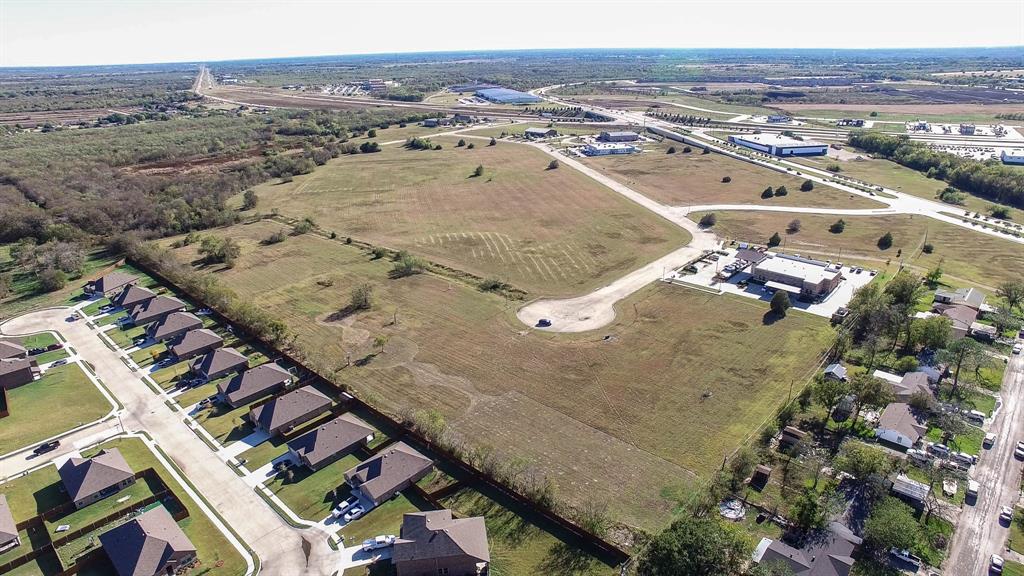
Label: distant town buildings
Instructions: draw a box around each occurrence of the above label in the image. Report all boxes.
[474,87,542,104]
[729,133,828,157]
[583,142,641,156]
[599,131,640,142]
[837,118,865,127]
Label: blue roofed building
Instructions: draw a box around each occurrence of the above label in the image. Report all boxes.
[475,87,542,104]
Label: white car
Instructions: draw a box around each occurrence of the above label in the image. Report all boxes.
[991,553,1004,573]
[361,535,396,552]
[1013,343,1022,355]
[330,497,359,519]
[1015,441,1024,459]
[343,506,365,522]
[1000,506,1014,522]
[984,432,996,448]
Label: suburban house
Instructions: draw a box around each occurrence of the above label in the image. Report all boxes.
[218,363,293,408]
[891,372,931,402]
[891,474,930,506]
[934,287,985,310]
[169,328,224,361]
[248,386,332,436]
[58,448,136,509]
[146,312,203,343]
[0,356,40,389]
[99,505,197,576]
[112,285,156,310]
[875,403,927,449]
[288,413,375,470]
[344,442,433,506]
[751,522,862,576]
[524,127,558,139]
[191,347,248,381]
[599,130,640,142]
[0,495,19,553]
[823,363,848,382]
[0,340,28,359]
[937,304,978,339]
[84,272,138,298]
[129,296,186,326]
[392,510,490,576]
[969,322,999,341]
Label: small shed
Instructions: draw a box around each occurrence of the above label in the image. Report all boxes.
[750,464,772,489]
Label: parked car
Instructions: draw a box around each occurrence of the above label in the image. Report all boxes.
[907,448,931,464]
[967,479,980,499]
[331,497,359,519]
[965,410,986,425]
[984,433,996,448]
[952,452,976,467]
[536,318,552,328]
[33,440,60,455]
[343,505,365,522]
[1013,342,1022,355]
[991,553,1004,573]
[1015,441,1024,459]
[361,535,396,552]
[927,443,951,458]
[889,548,922,569]
[1000,506,1014,522]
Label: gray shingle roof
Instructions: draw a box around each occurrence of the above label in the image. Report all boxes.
[892,372,931,399]
[876,403,927,443]
[0,340,27,360]
[753,522,860,576]
[287,413,373,468]
[248,386,331,433]
[0,495,17,545]
[394,509,490,566]
[146,312,202,341]
[344,442,433,503]
[218,363,292,406]
[87,272,137,295]
[169,329,223,358]
[112,285,156,309]
[58,448,135,503]
[130,296,186,325]
[191,347,247,378]
[99,505,196,576]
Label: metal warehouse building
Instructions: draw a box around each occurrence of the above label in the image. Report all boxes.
[475,88,542,104]
[729,133,828,157]
[1001,149,1024,165]
[599,131,640,142]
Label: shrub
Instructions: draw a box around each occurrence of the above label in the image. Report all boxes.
[721,176,731,183]
[292,218,314,235]
[280,173,294,183]
[937,186,966,205]
[371,246,388,259]
[479,277,509,292]
[38,268,67,292]
[467,142,475,149]
[682,146,692,153]
[761,187,774,199]
[878,231,894,250]
[893,355,919,373]
[261,231,287,245]
[472,165,484,177]
[547,160,560,170]
[775,185,788,196]
[989,205,1012,220]
[367,129,377,138]
[457,139,466,147]
[770,290,790,316]
[698,213,717,227]
[800,179,814,192]
[489,137,496,146]
[667,146,676,154]
[242,190,259,210]
[391,251,425,277]
[350,283,374,310]
[358,141,380,153]
[826,164,842,173]
[830,219,846,234]
[922,243,934,254]
[768,232,782,247]
[787,219,802,233]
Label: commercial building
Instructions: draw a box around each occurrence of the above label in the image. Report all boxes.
[1001,149,1024,165]
[729,133,828,157]
[474,88,541,104]
[599,131,640,142]
[393,510,490,576]
[524,127,558,139]
[583,142,640,156]
[750,254,843,299]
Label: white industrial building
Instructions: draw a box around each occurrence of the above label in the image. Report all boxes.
[728,133,828,157]
[750,253,843,298]
[1001,149,1024,165]
[582,142,640,156]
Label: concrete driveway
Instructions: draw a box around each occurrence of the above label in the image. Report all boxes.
[2,307,339,575]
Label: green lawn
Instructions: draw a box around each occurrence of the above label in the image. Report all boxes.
[44,479,158,532]
[1004,561,1024,576]
[926,424,986,455]
[130,344,167,367]
[175,381,219,409]
[79,298,111,317]
[79,438,247,575]
[94,310,128,327]
[0,363,113,452]
[238,438,290,471]
[0,466,63,522]
[34,349,69,365]
[265,453,363,521]
[192,402,254,445]
[150,359,192,389]
[337,491,435,547]
[105,324,145,348]
[18,333,60,349]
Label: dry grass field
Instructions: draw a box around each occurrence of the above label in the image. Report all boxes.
[168,221,834,530]
[461,122,605,139]
[778,103,1023,123]
[244,136,690,297]
[581,143,886,209]
[692,211,1024,290]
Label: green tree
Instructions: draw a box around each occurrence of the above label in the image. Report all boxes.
[812,374,850,425]
[992,305,1022,335]
[367,129,377,138]
[722,176,732,183]
[761,186,774,199]
[667,146,676,154]
[800,179,814,192]
[638,515,751,576]
[834,441,892,482]
[488,137,497,146]
[391,251,425,277]
[749,561,797,576]
[547,159,560,170]
[456,138,466,147]
[198,236,241,267]
[349,283,373,311]
[938,337,987,399]
[864,497,919,552]
[775,185,788,196]
[728,447,758,491]
[242,190,259,210]
[877,231,894,250]
[925,261,943,285]
[0,274,9,299]
[768,232,782,247]
[373,334,389,354]
[996,280,1024,313]
[848,374,894,431]
[37,268,67,292]
[787,219,802,233]
[699,213,717,227]
[770,290,790,316]
[790,489,826,532]
[473,164,484,177]
[829,219,846,234]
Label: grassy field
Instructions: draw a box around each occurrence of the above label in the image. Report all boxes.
[461,122,605,139]
[239,135,690,297]
[0,246,121,319]
[791,153,1015,215]
[581,142,884,209]
[776,103,1023,124]
[191,402,254,445]
[170,224,834,530]
[567,92,777,118]
[0,363,112,453]
[691,211,1024,290]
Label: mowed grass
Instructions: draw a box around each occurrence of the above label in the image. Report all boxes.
[581,143,885,209]
[0,363,112,453]
[265,452,363,521]
[172,225,834,530]
[693,211,1024,289]
[242,136,690,297]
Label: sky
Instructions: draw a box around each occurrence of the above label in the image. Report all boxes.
[1,0,1022,67]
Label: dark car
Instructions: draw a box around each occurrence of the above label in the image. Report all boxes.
[536,318,552,328]
[33,440,60,455]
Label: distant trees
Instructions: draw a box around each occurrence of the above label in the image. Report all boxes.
[242,190,259,210]
[638,514,750,576]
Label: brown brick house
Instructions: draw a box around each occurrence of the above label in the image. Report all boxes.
[58,448,136,509]
[393,510,490,576]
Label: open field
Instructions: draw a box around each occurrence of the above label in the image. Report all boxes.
[564,92,779,118]
[581,142,885,209]
[241,136,690,297]
[0,364,112,452]
[791,151,1017,215]
[777,103,1024,123]
[690,211,1024,290]
[461,122,606,139]
[169,223,834,530]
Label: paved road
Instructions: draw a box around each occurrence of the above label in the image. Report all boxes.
[946,349,1024,574]
[1,309,338,575]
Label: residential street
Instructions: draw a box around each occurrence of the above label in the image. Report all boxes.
[946,350,1024,574]
[1,308,338,576]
